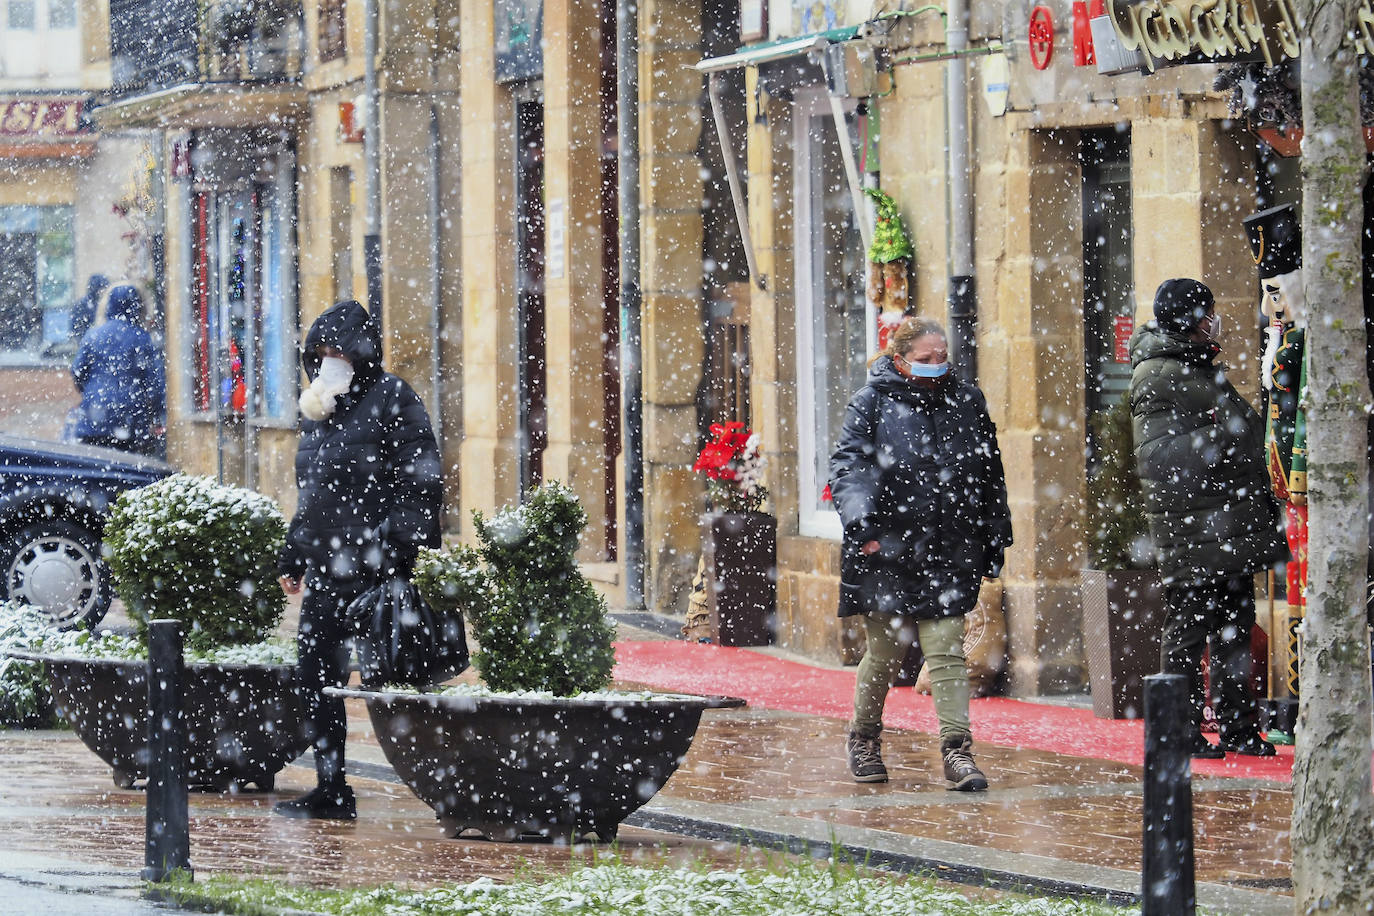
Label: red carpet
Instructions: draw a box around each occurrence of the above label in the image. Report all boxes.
[613,640,1297,782]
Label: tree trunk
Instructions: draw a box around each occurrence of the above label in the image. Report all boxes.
[1292,1,1374,911]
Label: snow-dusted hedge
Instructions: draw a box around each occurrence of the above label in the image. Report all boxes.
[158,860,1135,916]
[0,600,296,728]
[103,475,287,651]
[433,481,616,696]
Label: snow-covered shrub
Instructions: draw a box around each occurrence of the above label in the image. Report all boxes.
[1085,394,1151,569]
[469,482,616,695]
[414,543,491,619]
[0,601,58,727]
[103,475,286,651]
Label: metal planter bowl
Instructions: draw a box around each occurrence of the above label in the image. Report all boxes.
[29,654,307,791]
[328,687,744,842]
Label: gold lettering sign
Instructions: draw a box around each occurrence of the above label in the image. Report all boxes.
[1104,0,1374,66]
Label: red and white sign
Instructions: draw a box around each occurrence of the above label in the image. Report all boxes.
[1029,5,1055,71]
[1114,314,1135,363]
[0,98,89,138]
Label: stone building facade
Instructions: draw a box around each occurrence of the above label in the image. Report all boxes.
[96,0,1307,698]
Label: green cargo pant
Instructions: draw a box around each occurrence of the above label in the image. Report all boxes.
[850,613,969,742]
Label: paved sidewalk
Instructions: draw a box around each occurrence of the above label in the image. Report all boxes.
[0,614,1294,915]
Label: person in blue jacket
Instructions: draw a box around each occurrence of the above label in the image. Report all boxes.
[70,284,165,456]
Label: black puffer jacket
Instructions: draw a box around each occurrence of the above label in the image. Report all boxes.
[828,357,1013,620]
[280,300,443,582]
[1128,323,1287,585]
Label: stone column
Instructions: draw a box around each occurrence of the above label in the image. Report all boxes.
[542,0,610,555]
[458,0,521,538]
[1133,118,1259,400]
[639,0,706,614]
[997,126,1090,695]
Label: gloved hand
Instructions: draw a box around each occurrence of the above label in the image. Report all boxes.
[981,546,1005,579]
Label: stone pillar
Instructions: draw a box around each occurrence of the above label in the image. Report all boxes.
[542,0,610,555]
[1133,118,1259,400]
[639,0,706,614]
[458,0,521,538]
[997,126,1089,695]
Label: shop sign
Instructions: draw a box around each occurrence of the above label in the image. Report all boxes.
[1029,5,1055,70]
[1105,0,1374,72]
[1114,314,1134,363]
[0,98,89,137]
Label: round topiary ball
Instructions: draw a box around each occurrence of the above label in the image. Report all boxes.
[104,475,286,651]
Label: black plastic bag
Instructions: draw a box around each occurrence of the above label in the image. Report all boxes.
[345,577,469,689]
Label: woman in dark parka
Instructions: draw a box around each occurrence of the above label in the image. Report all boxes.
[275,300,443,819]
[1129,278,1286,759]
[829,317,1013,790]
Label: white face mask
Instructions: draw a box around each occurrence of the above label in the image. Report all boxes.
[1202,312,1222,341]
[299,355,354,421]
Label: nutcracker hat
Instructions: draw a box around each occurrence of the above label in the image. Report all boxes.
[1243,204,1302,280]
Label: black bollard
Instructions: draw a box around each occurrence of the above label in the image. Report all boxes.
[142,619,191,883]
[1141,673,1194,915]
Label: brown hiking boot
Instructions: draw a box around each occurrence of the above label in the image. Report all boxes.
[846,730,888,783]
[941,734,988,792]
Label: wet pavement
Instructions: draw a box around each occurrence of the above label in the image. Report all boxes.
[0,612,1294,915]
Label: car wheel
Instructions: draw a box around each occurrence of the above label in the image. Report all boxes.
[2,520,112,630]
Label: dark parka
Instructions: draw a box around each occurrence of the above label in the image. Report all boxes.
[71,289,165,449]
[828,357,1013,620]
[1128,323,1287,585]
[280,300,442,583]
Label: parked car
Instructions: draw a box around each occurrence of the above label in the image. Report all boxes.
[0,435,172,629]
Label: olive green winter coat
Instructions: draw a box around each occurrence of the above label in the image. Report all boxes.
[1128,323,1288,585]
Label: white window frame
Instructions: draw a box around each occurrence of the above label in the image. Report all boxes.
[793,88,872,542]
[1,0,80,81]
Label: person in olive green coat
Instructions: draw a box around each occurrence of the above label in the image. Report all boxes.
[1129,278,1287,759]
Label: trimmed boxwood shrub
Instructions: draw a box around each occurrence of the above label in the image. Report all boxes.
[460,481,615,696]
[103,475,287,651]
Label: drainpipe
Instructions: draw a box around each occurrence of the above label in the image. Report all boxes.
[946,0,976,381]
[363,0,383,330]
[427,104,443,445]
[618,0,645,609]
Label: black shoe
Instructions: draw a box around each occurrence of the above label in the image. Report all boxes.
[273,783,357,820]
[1221,733,1277,757]
[941,734,989,792]
[1189,733,1226,759]
[846,731,888,783]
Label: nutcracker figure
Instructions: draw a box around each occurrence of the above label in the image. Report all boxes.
[1244,203,1305,742]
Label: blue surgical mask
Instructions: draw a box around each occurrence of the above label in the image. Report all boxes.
[905,359,950,379]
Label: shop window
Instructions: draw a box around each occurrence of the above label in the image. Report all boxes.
[318,0,345,62]
[0,205,74,358]
[187,172,296,423]
[794,90,869,540]
[1081,128,1134,431]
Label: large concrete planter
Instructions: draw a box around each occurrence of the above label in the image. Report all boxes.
[329,687,744,842]
[1080,568,1168,719]
[18,654,308,790]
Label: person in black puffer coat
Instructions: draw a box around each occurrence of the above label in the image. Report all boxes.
[1129,278,1287,760]
[829,317,1012,790]
[274,300,443,820]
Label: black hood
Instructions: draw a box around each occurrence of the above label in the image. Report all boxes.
[866,355,955,406]
[301,300,383,383]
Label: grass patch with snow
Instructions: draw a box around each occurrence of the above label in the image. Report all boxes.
[154,858,1135,916]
